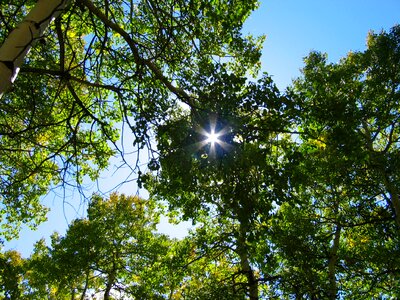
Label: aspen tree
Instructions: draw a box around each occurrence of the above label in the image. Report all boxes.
[0,0,69,97]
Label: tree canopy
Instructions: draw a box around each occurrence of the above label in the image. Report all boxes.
[1,0,400,299]
[142,25,400,299]
[0,0,262,237]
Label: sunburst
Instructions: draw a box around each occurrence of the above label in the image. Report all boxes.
[195,119,231,156]
[205,129,221,146]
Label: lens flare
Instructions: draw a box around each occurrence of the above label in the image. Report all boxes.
[205,130,221,145]
[193,117,232,158]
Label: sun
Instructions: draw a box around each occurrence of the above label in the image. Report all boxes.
[193,117,232,157]
[205,129,221,145]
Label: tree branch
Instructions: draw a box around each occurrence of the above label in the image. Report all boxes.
[80,0,196,108]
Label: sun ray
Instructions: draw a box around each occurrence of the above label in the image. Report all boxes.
[205,129,221,145]
[193,118,232,155]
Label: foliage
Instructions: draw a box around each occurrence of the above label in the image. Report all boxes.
[26,193,173,299]
[0,249,24,299]
[280,24,400,299]
[0,193,181,299]
[145,25,400,299]
[1,1,400,298]
[0,0,262,238]
[144,64,294,299]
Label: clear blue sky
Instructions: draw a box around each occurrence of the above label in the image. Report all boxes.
[244,0,400,89]
[4,0,400,257]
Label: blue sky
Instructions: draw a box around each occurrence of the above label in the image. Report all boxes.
[4,0,400,257]
[244,0,400,89]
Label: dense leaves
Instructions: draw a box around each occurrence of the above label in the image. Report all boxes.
[146,25,400,299]
[1,193,184,299]
[282,25,400,299]
[0,0,261,238]
[144,64,296,298]
[1,1,400,298]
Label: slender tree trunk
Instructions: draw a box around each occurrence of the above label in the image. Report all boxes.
[239,252,259,300]
[370,153,400,228]
[237,222,258,300]
[104,281,112,300]
[71,288,75,300]
[327,224,341,300]
[390,192,400,228]
[104,271,115,300]
[363,124,400,229]
[0,0,70,97]
[382,173,400,229]
[80,270,90,300]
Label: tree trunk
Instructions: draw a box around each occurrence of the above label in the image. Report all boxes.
[104,271,115,300]
[80,270,90,300]
[382,173,400,229]
[237,222,258,300]
[371,154,400,228]
[71,288,75,300]
[104,281,112,300]
[0,0,70,97]
[239,252,259,300]
[363,125,400,229]
[327,224,341,300]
